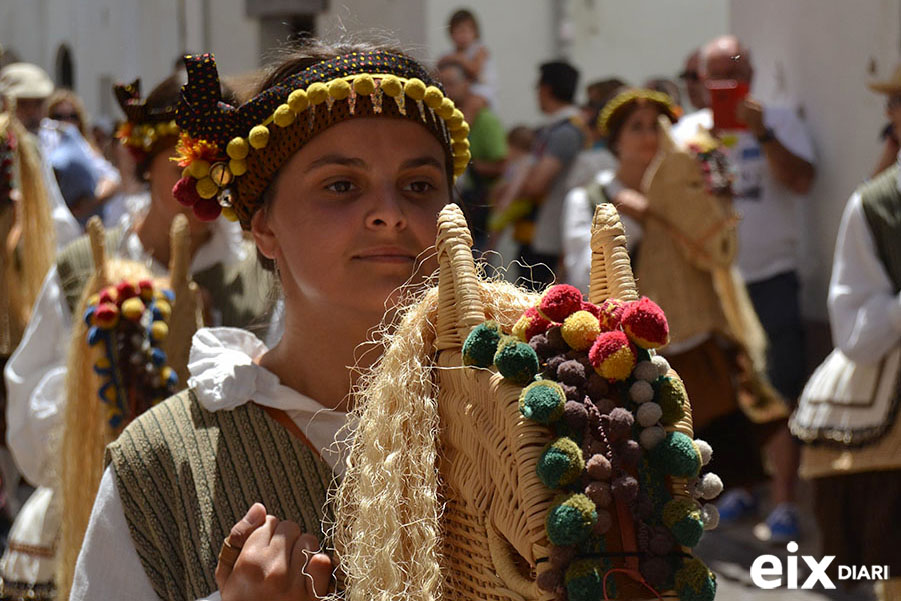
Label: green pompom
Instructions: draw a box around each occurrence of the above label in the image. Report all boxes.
[656,376,687,425]
[675,558,717,601]
[663,498,704,547]
[463,321,503,367]
[546,493,597,546]
[565,559,609,601]
[494,335,540,386]
[519,380,566,423]
[651,431,701,478]
[537,437,584,488]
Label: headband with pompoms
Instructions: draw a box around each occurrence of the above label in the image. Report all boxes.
[172,52,471,226]
[597,88,679,138]
[113,79,180,161]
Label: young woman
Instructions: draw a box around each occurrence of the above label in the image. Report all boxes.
[70,41,471,600]
[2,75,270,600]
[563,88,677,292]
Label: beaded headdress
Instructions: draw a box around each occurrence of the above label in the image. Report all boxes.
[171,51,472,226]
[598,89,679,138]
[113,79,180,161]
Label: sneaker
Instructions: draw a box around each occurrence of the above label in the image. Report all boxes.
[758,503,801,544]
[715,489,757,524]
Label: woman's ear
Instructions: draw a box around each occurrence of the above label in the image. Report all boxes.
[251,208,279,261]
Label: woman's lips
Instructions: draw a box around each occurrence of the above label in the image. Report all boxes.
[352,247,417,263]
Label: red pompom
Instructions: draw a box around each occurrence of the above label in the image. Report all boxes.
[172,176,201,207]
[580,301,602,321]
[537,284,583,323]
[588,330,637,381]
[597,298,625,331]
[512,306,552,341]
[116,281,137,301]
[98,287,117,306]
[192,196,222,221]
[621,297,670,349]
[138,279,154,300]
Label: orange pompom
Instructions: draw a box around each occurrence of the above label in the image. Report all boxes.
[588,331,637,381]
[538,284,583,323]
[622,297,670,349]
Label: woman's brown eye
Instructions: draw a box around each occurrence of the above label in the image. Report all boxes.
[327,180,355,193]
[405,181,435,193]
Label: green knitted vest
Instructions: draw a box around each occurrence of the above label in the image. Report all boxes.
[860,164,901,292]
[106,390,333,601]
[54,228,272,328]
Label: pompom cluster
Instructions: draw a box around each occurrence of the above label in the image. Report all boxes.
[462,284,719,600]
[83,279,178,431]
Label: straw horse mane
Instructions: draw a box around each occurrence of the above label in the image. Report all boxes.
[432,203,702,600]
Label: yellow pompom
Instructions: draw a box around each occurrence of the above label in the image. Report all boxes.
[380,75,402,97]
[121,297,145,321]
[221,206,238,222]
[454,153,471,169]
[328,78,351,100]
[229,158,247,176]
[154,299,172,321]
[404,78,427,100]
[287,89,309,112]
[423,86,444,109]
[102,386,117,403]
[195,177,219,199]
[181,167,191,179]
[226,137,249,160]
[248,125,270,149]
[161,366,174,381]
[273,104,295,127]
[437,97,455,120]
[186,159,210,179]
[151,321,169,342]
[353,74,375,96]
[451,122,470,141]
[307,82,328,105]
[447,108,465,129]
[562,310,602,351]
[452,139,470,155]
[94,357,110,370]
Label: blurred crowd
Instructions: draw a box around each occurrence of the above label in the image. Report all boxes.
[0,7,898,601]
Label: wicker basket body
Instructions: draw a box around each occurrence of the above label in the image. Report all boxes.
[433,203,700,600]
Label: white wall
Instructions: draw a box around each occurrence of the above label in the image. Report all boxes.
[316,1,429,57]
[731,0,901,321]
[567,0,729,101]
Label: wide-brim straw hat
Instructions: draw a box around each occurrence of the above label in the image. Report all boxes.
[868,65,901,94]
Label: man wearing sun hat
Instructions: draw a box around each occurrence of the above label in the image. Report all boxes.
[867,65,901,177]
[0,62,55,133]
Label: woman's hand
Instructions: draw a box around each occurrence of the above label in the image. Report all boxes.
[217,503,333,601]
[613,188,649,222]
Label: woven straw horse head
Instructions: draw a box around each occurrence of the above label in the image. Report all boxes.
[431,204,714,600]
[56,214,203,601]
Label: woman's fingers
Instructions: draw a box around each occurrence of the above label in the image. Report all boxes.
[215,503,267,589]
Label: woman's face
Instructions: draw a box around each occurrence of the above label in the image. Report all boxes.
[148,143,210,235]
[615,105,663,168]
[253,118,449,318]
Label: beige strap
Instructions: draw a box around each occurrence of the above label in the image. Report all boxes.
[86,216,107,285]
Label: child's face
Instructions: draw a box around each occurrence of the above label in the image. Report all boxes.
[253,118,449,319]
[450,20,477,49]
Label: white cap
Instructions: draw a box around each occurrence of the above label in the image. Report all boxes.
[0,63,54,100]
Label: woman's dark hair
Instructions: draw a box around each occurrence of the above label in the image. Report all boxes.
[448,9,480,37]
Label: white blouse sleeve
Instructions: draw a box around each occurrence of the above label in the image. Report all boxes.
[827,192,901,363]
[71,467,222,601]
[562,187,593,296]
[3,267,72,487]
